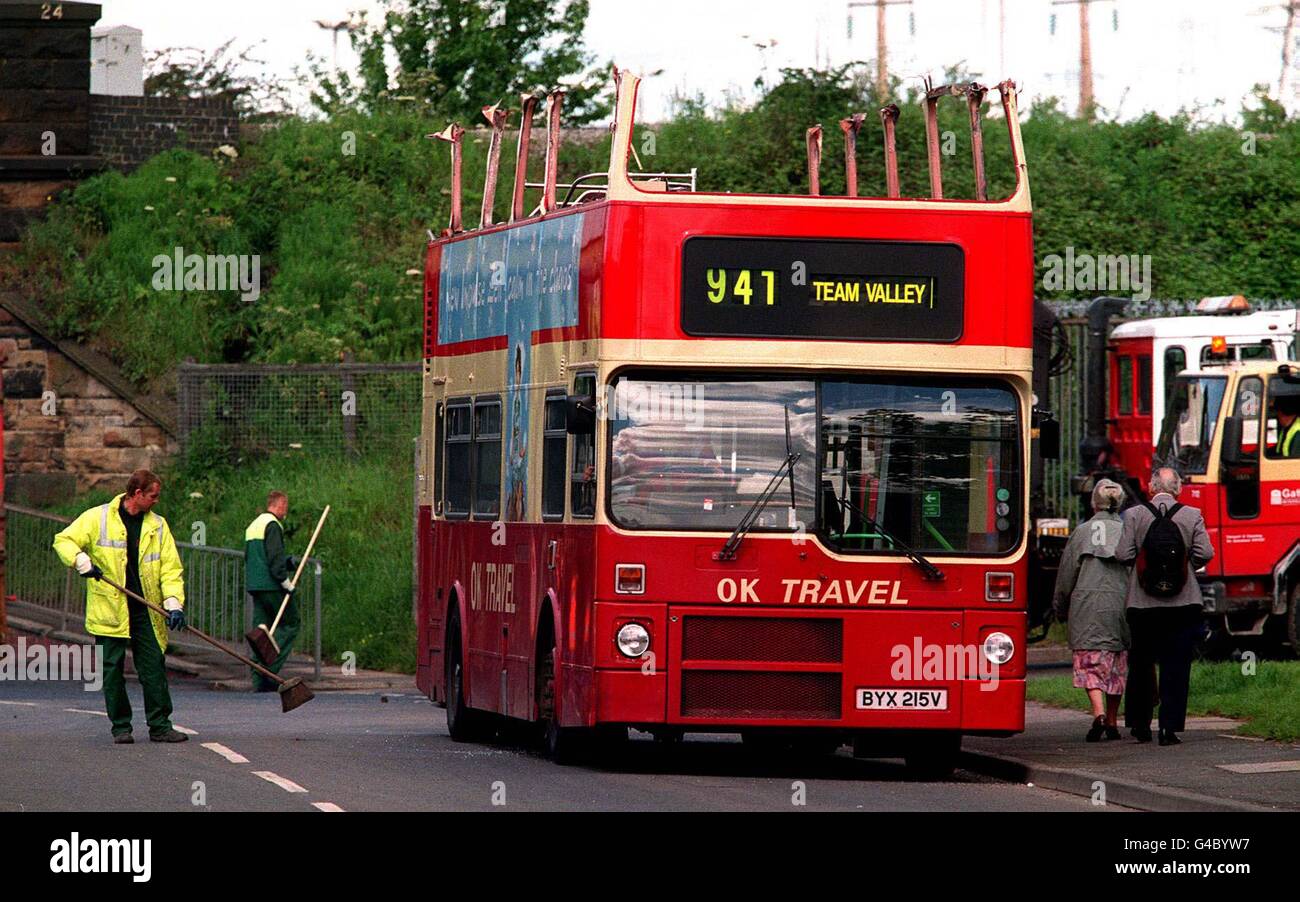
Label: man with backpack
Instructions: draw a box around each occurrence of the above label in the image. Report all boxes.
[1115,467,1214,746]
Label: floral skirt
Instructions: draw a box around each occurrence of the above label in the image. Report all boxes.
[1072,649,1129,695]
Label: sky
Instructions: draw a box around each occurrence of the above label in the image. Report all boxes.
[94,0,1299,121]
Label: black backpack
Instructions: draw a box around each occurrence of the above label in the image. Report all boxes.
[1137,502,1188,597]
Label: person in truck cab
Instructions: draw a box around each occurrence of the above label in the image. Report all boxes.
[1268,393,1300,458]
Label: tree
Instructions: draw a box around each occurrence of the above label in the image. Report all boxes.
[343,0,611,124]
[145,40,290,118]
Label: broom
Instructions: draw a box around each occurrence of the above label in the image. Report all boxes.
[95,574,314,713]
[246,506,330,666]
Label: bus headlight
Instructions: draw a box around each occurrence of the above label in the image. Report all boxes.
[982,632,1015,666]
[616,623,651,658]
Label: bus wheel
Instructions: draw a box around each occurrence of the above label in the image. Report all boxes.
[538,645,584,764]
[446,611,490,742]
[903,733,961,780]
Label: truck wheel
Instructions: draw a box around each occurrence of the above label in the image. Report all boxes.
[446,610,491,742]
[903,733,962,780]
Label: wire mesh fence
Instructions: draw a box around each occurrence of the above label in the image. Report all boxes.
[3,504,322,679]
[177,362,421,458]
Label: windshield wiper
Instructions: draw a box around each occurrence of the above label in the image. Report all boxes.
[827,494,946,581]
[714,451,801,561]
[717,406,801,562]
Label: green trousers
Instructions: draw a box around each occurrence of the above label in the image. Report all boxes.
[250,590,299,691]
[97,599,174,736]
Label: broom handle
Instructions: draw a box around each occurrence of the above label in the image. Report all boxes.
[96,573,286,686]
[267,505,330,638]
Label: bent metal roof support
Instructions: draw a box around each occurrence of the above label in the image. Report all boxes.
[604,71,1030,212]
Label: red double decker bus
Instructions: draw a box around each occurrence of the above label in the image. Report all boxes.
[416,72,1040,776]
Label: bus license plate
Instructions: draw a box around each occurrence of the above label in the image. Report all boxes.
[856,688,948,710]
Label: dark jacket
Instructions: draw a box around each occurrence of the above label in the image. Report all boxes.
[244,512,289,592]
[1052,511,1131,651]
[1114,493,1214,609]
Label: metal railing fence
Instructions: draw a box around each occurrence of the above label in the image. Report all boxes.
[3,504,322,679]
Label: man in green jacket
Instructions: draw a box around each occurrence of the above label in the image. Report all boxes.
[52,469,189,744]
[244,491,300,691]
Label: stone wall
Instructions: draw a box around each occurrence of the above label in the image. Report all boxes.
[89,94,238,171]
[0,305,175,504]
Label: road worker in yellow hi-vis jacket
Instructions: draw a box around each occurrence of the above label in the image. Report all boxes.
[52,469,189,744]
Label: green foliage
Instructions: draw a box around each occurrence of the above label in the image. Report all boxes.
[324,0,611,125]
[6,64,1299,391]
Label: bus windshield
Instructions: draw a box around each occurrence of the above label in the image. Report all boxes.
[1157,375,1226,475]
[607,374,1022,555]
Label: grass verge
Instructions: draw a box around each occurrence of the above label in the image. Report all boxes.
[1027,660,1300,742]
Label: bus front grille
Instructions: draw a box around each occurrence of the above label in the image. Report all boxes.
[680,671,842,720]
[681,616,843,663]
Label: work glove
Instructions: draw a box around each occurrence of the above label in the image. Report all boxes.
[287,554,302,570]
[163,598,185,631]
[280,578,296,594]
[74,552,103,581]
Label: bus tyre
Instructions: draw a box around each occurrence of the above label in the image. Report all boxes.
[446,611,490,743]
[538,646,585,764]
[903,732,961,780]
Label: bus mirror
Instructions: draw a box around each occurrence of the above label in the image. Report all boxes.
[1038,418,1060,460]
[1220,416,1243,466]
[566,395,596,434]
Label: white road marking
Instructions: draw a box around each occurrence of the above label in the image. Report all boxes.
[253,771,307,793]
[174,725,199,735]
[311,802,345,812]
[1216,760,1300,774]
[63,708,107,717]
[0,700,38,707]
[201,742,249,764]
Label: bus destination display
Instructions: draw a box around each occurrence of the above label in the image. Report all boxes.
[681,237,964,341]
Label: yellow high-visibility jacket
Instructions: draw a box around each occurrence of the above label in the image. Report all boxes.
[52,494,186,651]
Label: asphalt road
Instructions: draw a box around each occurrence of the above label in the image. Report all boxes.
[0,676,1123,812]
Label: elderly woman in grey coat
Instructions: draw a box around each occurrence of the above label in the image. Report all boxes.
[1052,479,1132,742]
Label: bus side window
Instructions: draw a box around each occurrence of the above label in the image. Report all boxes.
[571,373,596,518]
[1137,355,1152,415]
[473,397,502,518]
[1117,356,1133,415]
[1163,346,1185,407]
[434,402,445,515]
[445,401,472,516]
[542,393,567,520]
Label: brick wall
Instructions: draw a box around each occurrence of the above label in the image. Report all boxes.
[89,94,238,171]
[0,306,176,504]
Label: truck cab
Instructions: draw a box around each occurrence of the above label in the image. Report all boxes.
[1158,361,1300,650]
[1109,303,1298,491]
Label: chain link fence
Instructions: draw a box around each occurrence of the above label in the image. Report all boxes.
[177,362,421,457]
[3,504,322,679]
